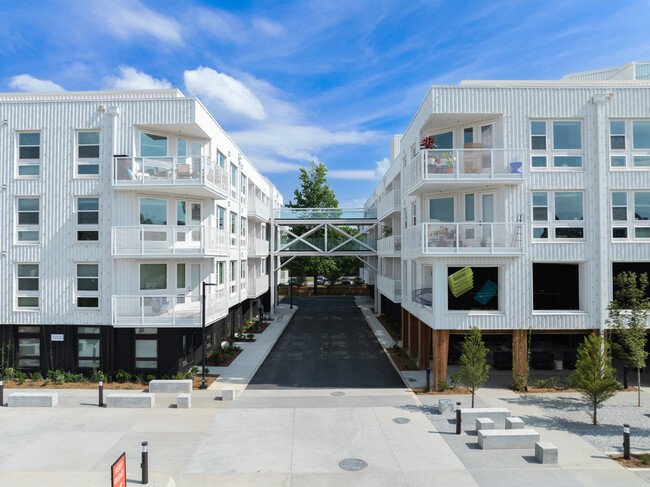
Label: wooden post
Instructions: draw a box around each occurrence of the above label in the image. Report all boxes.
[432,330,449,386]
[512,329,528,386]
[401,308,408,349]
[418,322,432,371]
[409,315,419,358]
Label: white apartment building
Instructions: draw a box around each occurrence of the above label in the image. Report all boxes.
[365,63,650,384]
[0,89,280,375]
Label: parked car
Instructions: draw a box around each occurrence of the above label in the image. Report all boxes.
[288,277,298,285]
[340,277,352,285]
[316,276,326,286]
[353,277,364,286]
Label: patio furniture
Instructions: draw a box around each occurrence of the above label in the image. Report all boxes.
[448,266,473,297]
[474,280,498,305]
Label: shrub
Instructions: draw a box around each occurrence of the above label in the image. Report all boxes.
[30,371,43,381]
[89,369,105,382]
[547,376,560,388]
[172,372,184,380]
[563,373,577,389]
[15,370,27,384]
[449,372,462,388]
[3,368,16,380]
[135,374,145,385]
[247,333,255,341]
[64,371,84,383]
[146,374,157,383]
[534,378,550,388]
[115,369,132,383]
[161,375,169,380]
[641,453,650,466]
[437,380,450,391]
[186,366,199,379]
[48,369,65,385]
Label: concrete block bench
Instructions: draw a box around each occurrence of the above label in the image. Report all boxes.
[478,429,540,449]
[149,380,192,394]
[106,393,155,408]
[476,418,494,431]
[8,392,58,407]
[461,408,511,427]
[535,442,558,464]
[222,387,236,401]
[505,417,525,429]
[177,394,191,409]
[438,399,454,414]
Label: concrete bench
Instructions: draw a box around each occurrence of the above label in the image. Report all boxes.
[177,394,191,409]
[149,380,192,394]
[505,417,525,429]
[476,418,494,431]
[222,387,236,401]
[461,408,511,427]
[478,429,540,449]
[106,393,155,408]
[438,399,453,414]
[8,392,58,407]
[535,442,558,464]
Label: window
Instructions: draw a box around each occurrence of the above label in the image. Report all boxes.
[412,202,416,226]
[611,191,650,239]
[217,151,226,168]
[464,194,475,221]
[16,197,39,243]
[241,260,246,280]
[230,261,236,294]
[217,207,225,230]
[609,120,650,168]
[76,131,100,176]
[262,259,267,275]
[448,267,499,310]
[533,263,580,310]
[17,132,40,177]
[230,212,236,246]
[17,326,40,367]
[77,197,99,241]
[17,264,39,309]
[140,133,167,157]
[241,216,246,241]
[429,197,454,222]
[216,261,225,285]
[135,328,157,370]
[613,263,650,301]
[140,264,167,290]
[530,120,583,169]
[78,327,100,368]
[76,264,99,308]
[241,174,247,203]
[230,164,237,198]
[532,191,584,240]
[140,198,167,225]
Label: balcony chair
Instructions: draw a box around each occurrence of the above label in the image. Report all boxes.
[175,163,192,179]
[151,297,170,315]
[474,280,497,305]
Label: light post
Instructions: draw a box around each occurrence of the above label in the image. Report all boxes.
[290,274,293,309]
[200,281,217,390]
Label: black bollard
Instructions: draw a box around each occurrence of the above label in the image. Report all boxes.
[456,402,462,435]
[623,367,629,390]
[426,369,431,392]
[623,424,630,460]
[141,441,149,484]
[99,380,104,407]
[0,379,3,406]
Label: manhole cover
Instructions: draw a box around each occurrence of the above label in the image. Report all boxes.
[338,458,368,471]
[393,417,411,424]
[330,391,346,396]
[407,378,417,382]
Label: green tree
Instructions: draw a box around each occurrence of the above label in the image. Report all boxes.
[574,334,619,424]
[459,327,490,407]
[607,271,649,407]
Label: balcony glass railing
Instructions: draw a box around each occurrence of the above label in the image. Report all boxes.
[112,226,227,256]
[377,190,401,218]
[278,234,377,252]
[377,235,401,253]
[248,238,270,255]
[248,197,271,220]
[403,222,524,254]
[247,275,269,297]
[114,156,229,197]
[112,291,227,327]
[377,275,401,299]
[274,208,377,220]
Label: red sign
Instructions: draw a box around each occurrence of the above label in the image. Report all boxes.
[111,452,126,487]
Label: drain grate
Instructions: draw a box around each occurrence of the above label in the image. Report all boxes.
[393,417,411,424]
[407,378,417,383]
[338,458,368,471]
[330,391,346,396]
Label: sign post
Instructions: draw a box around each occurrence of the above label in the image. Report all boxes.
[111,452,126,487]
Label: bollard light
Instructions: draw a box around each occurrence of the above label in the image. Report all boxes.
[426,369,431,392]
[623,424,630,460]
[98,380,104,407]
[141,441,149,484]
[0,379,3,406]
[456,402,462,435]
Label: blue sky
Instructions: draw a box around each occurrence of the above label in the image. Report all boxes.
[2,0,650,205]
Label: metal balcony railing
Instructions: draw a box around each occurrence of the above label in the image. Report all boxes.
[247,197,270,220]
[248,238,270,256]
[377,235,401,254]
[377,275,402,301]
[247,275,269,297]
[112,226,227,256]
[377,189,401,219]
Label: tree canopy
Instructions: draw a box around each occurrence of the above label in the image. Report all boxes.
[286,161,338,209]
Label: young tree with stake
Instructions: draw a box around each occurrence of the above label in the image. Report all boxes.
[459,327,490,408]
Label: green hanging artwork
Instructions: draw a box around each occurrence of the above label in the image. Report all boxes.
[448,266,474,297]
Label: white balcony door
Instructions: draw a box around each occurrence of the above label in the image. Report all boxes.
[176,201,202,251]
[480,193,495,245]
[175,262,201,318]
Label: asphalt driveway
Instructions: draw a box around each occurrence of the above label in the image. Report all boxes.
[247,297,404,389]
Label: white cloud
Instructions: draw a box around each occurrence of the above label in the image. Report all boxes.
[252,18,285,37]
[184,67,266,121]
[373,157,390,179]
[327,157,390,180]
[101,0,183,45]
[245,155,305,174]
[9,74,64,92]
[104,66,172,90]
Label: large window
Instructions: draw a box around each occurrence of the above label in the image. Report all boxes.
[140,133,167,157]
[78,327,100,368]
[77,197,99,241]
[140,264,167,290]
[76,263,99,308]
[17,132,40,177]
[216,261,225,285]
[140,198,167,225]
[533,263,580,310]
[217,207,225,230]
[612,263,650,302]
[16,264,39,309]
[230,261,236,294]
[16,197,39,243]
[448,267,499,310]
[216,151,226,168]
[532,191,584,240]
[230,164,237,198]
[17,326,40,367]
[530,120,583,168]
[609,120,650,168]
[611,191,650,239]
[230,212,236,246]
[135,328,157,370]
[76,131,100,176]
[429,197,454,222]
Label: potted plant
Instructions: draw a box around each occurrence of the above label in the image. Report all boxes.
[442,151,456,173]
[420,136,437,150]
[383,226,393,238]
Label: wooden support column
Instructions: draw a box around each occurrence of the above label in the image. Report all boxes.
[418,322,432,370]
[408,314,419,358]
[401,308,408,348]
[432,330,449,385]
[512,329,528,386]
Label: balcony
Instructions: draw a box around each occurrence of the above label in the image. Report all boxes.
[248,275,269,298]
[113,156,229,199]
[248,197,270,221]
[377,189,401,220]
[112,291,227,328]
[377,235,401,256]
[274,207,377,222]
[404,149,525,195]
[248,238,270,257]
[403,222,524,256]
[377,275,402,302]
[112,226,227,257]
